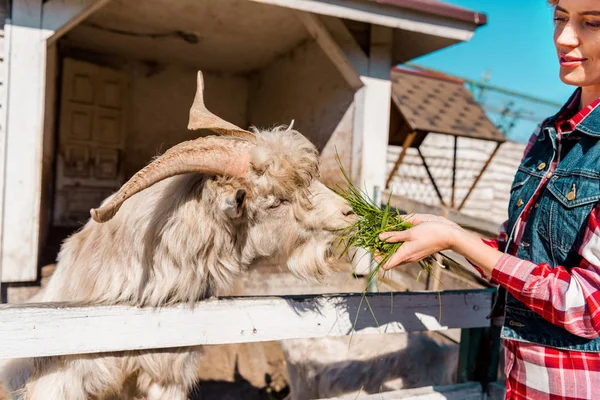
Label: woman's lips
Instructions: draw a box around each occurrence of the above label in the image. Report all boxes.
[560,56,587,68]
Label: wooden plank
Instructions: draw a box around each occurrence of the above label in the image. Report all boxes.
[451,135,458,208]
[458,142,502,211]
[0,290,493,359]
[385,131,417,188]
[487,381,506,400]
[320,16,368,75]
[352,24,392,190]
[320,382,482,399]
[296,11,363,90]
[246,0,476,41]
[2,0,45,283]
[0,23,10,289]
[42,0,111,42]
[417,147,447,207]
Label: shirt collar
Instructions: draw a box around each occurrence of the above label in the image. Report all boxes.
[549,88,600,136]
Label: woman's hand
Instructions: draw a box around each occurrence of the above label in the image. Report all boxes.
[377,213,462,270]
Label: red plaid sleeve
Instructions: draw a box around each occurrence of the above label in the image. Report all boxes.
[491,203,600,339]
[467,220,508,280]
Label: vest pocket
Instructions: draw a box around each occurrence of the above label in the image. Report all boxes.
[537,173,600,253]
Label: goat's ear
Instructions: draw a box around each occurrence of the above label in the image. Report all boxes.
[221,189,247,218]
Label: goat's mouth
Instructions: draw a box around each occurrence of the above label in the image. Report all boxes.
[325,244,335,259]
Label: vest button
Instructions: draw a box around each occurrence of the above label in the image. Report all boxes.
[517,199,523,207]
[537,162,547,170]
[567,183,577,201]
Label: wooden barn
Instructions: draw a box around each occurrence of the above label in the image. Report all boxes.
[0,0,489,287]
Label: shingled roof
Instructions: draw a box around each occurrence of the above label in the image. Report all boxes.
[388,66,505,148]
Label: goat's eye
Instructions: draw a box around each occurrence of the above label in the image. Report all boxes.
[269,199,282,208]
[269,198,288,209]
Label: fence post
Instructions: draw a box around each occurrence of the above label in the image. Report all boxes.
[457,322,502,390]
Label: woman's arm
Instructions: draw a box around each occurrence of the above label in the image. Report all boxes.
[380,212,600,339]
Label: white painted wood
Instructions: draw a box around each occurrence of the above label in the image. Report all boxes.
[2,1,46,283]
[352,25,392,199]
[487,381,506,400]
[320,382,482,400]
[295,11,363,90]
[0,290,492,359]
[0,24,10,290]
[246,0,476,41]
[42,0,111,42]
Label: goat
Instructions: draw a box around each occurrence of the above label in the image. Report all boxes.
[0,71,354,400]
[281,332,458,400]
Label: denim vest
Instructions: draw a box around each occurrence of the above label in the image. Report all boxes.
[498,91,600,352]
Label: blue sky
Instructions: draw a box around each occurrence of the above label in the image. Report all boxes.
[411,0,577,142]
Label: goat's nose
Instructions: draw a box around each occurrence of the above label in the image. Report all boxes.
[343,207,354,217]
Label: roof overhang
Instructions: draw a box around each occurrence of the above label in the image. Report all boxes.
[246,0,486,64]
[246,0,484,42]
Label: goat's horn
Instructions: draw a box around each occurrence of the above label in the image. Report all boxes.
[90,137,254,223]
[286,120,295,131]
[188,71,255,140]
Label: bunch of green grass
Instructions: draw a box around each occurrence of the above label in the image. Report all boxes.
[331,156,460,291]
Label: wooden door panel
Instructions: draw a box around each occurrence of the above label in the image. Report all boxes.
[54,58,128,227]
[62,103,94,141]
[94,109,122,145]
[70,73,95,104]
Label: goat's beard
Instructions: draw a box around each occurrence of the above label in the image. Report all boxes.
[284,238,337,282]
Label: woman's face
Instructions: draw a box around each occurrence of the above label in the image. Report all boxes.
[554,0,600,87]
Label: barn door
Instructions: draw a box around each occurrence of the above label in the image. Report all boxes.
[53,58,128,227]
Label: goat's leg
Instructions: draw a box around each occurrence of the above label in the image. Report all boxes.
[24,368,87,400]
[134,347,201,400]
[23,355,126,400]
[146,382,188,400]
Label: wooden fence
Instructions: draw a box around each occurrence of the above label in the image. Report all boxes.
[0,288,505,399]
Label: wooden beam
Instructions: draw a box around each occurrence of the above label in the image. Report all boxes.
[0,25,10,288]
[296,11,363,90]
[451,136,458,208]
[319,382,483,400]
[351,25,392,191]
[0,290,492,359]
[319,16,368,75]
[42,0,111,43]
[246,0,476,41]
[385,131,417,188]
[458,142,502,211]
[2,0,46,283]
[417,147,447,207]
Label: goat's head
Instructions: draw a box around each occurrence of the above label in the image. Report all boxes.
[89,71,354,282]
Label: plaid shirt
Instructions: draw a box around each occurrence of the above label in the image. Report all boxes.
[486,89,600,400]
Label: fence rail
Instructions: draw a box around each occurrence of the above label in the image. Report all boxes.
[0,289,493,360]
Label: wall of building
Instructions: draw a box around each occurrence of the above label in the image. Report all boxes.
[247,40,355,187]
[387,134,526,226]
[124,64,249,177]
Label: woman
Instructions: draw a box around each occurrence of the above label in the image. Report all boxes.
[380,0,600,398]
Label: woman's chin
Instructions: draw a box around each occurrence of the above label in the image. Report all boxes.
[559,69,588,87]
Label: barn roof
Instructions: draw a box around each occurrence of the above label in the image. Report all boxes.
[388,66,505,148]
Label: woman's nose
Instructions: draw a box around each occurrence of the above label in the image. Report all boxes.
[556,23,579,48]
